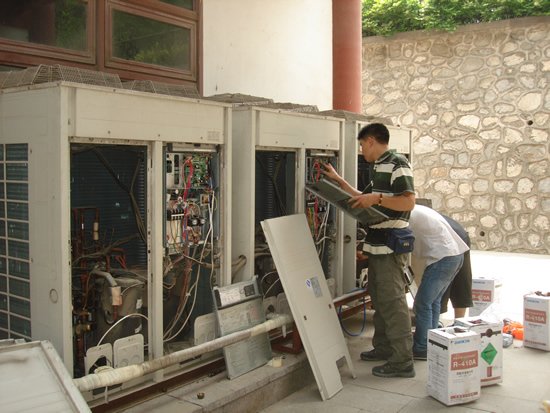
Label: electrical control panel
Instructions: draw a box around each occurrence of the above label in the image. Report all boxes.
[165,150,218,254]
[305,150,339,283]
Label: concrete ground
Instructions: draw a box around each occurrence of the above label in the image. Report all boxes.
[261,314,550,413]
[121,251,550,413]
[261,251,550,413]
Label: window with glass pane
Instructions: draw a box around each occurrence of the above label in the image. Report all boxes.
[0,0,88,51]
[160,0,193,9]
[112,10,191,71]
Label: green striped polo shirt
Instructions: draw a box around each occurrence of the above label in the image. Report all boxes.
[362,149,415,255]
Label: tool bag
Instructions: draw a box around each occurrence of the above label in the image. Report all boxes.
[385,227,415,254]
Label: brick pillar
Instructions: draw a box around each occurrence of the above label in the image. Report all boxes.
[332,0,362,112]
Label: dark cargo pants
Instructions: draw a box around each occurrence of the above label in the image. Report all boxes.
[367,252,413,367]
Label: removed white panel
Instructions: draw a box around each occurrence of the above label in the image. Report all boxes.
[261,214,355,401]
[84,343,113,375]
[213,278,272,379]
[0,340,90,413]
[113,334,144,368]
[194,312,217,346]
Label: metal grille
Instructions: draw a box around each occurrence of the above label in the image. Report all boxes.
[261,102,319,113]
[207,93,318,112]
[123,80,201,99]
[317,109,392,124]
[0,143,32,341]
[206,93,274,107]
[0,65,122,89]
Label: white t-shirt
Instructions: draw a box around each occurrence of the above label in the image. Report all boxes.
[408,204,469,267]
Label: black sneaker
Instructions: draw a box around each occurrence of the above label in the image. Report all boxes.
[372,362,415,378]
[413,351,427,361]
[360,349,390,361]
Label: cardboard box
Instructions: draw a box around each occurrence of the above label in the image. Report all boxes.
[523,293,550,351]
[470,278,502,316]
[427,327,481,406]
[455,317,504,386]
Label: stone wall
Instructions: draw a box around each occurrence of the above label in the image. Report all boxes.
[362,16,550,254]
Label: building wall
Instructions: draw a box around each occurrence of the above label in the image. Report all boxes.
[202,0,333,109]
[362,16,550,254]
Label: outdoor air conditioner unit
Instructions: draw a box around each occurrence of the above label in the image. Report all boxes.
[0,78,232,401]
[222,102,346,301]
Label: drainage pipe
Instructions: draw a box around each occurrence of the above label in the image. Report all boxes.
[74,313,293,392]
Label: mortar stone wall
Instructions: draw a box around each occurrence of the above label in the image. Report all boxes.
[362,16,550,254]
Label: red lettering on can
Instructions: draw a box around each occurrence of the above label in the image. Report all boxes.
[525,308,547,324]
[472,289,492,302]
[451,351,478,371]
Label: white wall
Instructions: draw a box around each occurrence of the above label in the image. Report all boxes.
[202,0,333,110]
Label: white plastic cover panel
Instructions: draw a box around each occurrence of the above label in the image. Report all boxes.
[213,278,271,379]
[261,214,355,400]
[0,340,90,412]
[256,110,340,150]
[74,87,225,143]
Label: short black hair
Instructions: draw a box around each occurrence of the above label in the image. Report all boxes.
[357,123,390,144]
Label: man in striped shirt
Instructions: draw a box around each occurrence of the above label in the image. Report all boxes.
[323,123,416,378]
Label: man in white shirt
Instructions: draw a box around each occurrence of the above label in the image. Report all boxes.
[408,204,470,360]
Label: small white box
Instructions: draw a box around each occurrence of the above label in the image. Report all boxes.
[523,293,550,351]
[470,278,502,316]
[427,327,481,406]
[455,317,503,386]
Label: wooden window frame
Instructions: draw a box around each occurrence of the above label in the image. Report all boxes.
[104,0,197,82]
[0,0,200,86]
[0,0,96,67]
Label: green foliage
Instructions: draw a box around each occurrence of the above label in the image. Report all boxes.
[362,0,423,36]
[112,10,190,70]
[362,0,550,36]
[55,0,87,51]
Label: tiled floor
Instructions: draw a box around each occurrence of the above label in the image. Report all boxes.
[261,251,550,413]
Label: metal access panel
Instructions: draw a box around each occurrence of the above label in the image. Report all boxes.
[261,214,355,401]
[0,340,91,413]
[213,277,271,379]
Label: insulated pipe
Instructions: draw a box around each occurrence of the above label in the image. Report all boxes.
[332,0,363,112]
[231,255,247,277]
[90,269,117,287]
[74,313,293,392]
